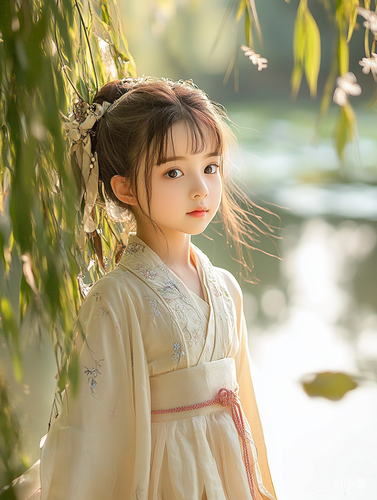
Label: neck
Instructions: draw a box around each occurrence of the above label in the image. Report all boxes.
[136,226,193,270]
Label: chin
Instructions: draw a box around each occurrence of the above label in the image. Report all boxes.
[186,222,212,236]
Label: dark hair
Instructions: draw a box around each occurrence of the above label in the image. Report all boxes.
[92,77,279,280]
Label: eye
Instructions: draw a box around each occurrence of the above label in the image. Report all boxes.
[165,169,183,179]
[204,164,219,174]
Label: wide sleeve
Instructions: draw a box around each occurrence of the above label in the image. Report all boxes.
[39,274,151,500]
[220,270,277,500]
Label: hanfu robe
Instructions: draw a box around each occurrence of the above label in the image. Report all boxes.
[11,234,277,500]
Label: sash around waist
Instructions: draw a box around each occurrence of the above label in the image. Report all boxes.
[150,358,239,422]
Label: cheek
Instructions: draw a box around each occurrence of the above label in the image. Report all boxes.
[211,175,222,207]
[151,178,184,214]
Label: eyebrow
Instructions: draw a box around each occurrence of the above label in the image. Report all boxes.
[158,152,220,165]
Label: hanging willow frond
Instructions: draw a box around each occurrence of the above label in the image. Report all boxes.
[0,2,137,482]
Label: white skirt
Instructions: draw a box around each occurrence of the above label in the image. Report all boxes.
[9,359,273,500]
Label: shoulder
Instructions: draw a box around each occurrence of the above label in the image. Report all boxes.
[87,267,130,298]
[214,266,242,297]
[193,244,241,294]
[79,266,140,316]
[193,244,243,305]
[214,266,243,304]
[76,268,144,346]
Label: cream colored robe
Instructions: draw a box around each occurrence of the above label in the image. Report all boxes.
[13,234,277,500]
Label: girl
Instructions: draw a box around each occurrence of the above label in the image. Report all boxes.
[12,77,277,500]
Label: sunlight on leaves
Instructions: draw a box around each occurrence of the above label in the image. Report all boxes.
[0,298,22,382]
[291,0,321,98]
[0,7,137,485]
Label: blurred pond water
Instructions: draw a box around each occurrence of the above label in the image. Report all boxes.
[197,102,377,500]
[1,102,377,498]
[197,208,377,500]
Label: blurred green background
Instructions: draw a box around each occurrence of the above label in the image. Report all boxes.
[1,0,377,498]
[122,0,376,102]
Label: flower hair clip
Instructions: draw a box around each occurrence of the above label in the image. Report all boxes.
[62,97,111,244]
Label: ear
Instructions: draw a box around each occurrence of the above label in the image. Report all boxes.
[110,175,138,206]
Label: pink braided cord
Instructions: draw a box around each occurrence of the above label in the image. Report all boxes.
[151,387,256,500]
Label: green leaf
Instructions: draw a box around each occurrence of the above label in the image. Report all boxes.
[0,373,25,486]
[318,56,338,122]
[25,11,48,89]
[0,0,12,37]
[291,0,321,98]
[364,24,370,58]
[303,371,357,401]
[291,3,306,98]
[304,9,321,97]
[338,34,349,75]
[335,106,349,161]
[44,257,62,319]
[7,242,22,319]
[9,138,35,254]
[101,0,110,25]
[244,7,252,49]
[77,76,89,102]
[0,297,22,381]
[114,48,130,64]
[334,103,356,161]
[236,0,246,23]
[347,3,358,42]
[58,365,68,392]
[0,231,5,266]
[291,64,304,99]
[343,101,356,140]
[0,484,18,499]
[293,5,306,65]
[0,0,136,480]
[68,349,80,397]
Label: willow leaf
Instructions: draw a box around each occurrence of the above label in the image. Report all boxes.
[304,8,321,97]
[338,34,349,75]
[346,0,359,42]
[236,0,246,22]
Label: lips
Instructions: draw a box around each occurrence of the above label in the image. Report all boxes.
[187,207,208,214]
[187,207,209,218]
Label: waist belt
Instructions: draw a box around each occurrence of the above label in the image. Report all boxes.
[150,358,256,500]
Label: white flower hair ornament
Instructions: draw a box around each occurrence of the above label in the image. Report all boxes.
[62,99,111,244]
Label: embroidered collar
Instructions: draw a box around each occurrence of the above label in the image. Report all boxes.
[118,233,236,361]
[119,233,209,284]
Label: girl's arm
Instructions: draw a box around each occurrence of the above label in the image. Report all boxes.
[40,274,151,500]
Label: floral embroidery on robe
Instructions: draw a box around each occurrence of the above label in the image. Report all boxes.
[31,233,277,500]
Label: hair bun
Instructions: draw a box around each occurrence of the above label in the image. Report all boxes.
[93,78,135,105]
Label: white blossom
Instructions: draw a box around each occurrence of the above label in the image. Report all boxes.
[359,53,377,79]
[241,45,268,71]
[333,87,347,107]
[337,72,362,95]
[257,57,268,71]
[333,72,362,107]
[358,7,377,35]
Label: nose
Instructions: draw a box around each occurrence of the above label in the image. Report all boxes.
[190,174,209,200]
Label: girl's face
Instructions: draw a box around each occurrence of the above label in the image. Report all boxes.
[136,121,222,237]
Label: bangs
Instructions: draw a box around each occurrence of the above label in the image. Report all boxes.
[149,113,224,167]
